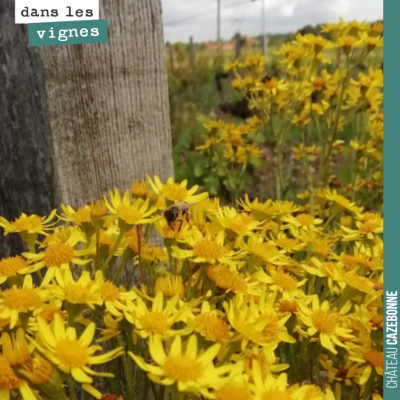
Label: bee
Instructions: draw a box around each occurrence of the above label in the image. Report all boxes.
[163,202,193,230]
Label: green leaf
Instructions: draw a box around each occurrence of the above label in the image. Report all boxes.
[337,163,353,185]
[204,175,221,196]
[194,159,206,177]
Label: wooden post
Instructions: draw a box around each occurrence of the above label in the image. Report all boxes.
[189,36,195,69]
[235,33,241,59]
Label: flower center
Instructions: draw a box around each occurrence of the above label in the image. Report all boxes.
[44,243,74,267]
[262,390,293,400]
[193,240,224,260]
[161,183,188,202]
[55,339,89,368]
[90,200,107,217]
[296,213,314,226]
[344,273,373,293]
[265,78,279,90]
[259,313,280,342]
[335,367,349,380]
[280,300,298,313]
[194,314,230,341]
[359,221,379,233]
[314,239,332,257]
[339,35,357,47]
[341,254,358,269]
[311,310,337,334]
[364,349,383,368]
[131,180,149,198]
[75,207,91,225]
[0,256,27,277]
[206,265,248,293]
[117,205,142,224]
[141,311,169,335]
[215,385,252,400]
[39,308,65,324]
[313,77,327,89]
[164,356,203,382]
[154,276,184,298]
[4,288,41,310]
[274,269,298,291]
[12,215,42,231]
[0,356,22,389]
[100,282,120,301]
[370,315,384,330]
[226,217,249,235]
[276,238,296,250]
[64,284,90,304]
[141,246,166,263]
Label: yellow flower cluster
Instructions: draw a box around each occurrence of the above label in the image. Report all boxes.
[0,173,383,400]
[199,18,383,209]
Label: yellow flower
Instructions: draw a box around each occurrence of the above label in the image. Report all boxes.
[154,275,185,298]
[241,237,285,267]
[19,354,65,397]
[349,343,383,385]
[105,188,156,226]
[131,180,149,198]
[0,355,36,400]
[207,265,261,295]
[0,274,49,329]
[326,189,362,213]
[0,210,57,237]
[0,256,28,284]
[257,267,307,299]
[275,234,306,253]
[214,383,253,400]
[50,270,101,310]
[251,367,323,400]
[224,59,239,72]
[23,229,93,285]
[60,204,91,227]
[292,144,321,161]
[1,328,32,367]
[298,296,354,354]
[196,137,221,153]
[128,334,231,394]
[90,200,107,218]
[30,299,66,327]
[282,213,323,231]
[141,244,168,264]
[233,346,289,383]
[225,293,295,350]
[148,175,208,204]
[189,301,230,342]
[172,229,243,266]
[35,314,124,398]
[94,271,136,316]
[213,207,261,244]
[203,119,224,132]
[154,217,189,241]
[295,33,333,53]
[127,292,191,340]
[319,357,358,387]
[337,35,362,54]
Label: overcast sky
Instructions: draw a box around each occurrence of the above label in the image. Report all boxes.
[161,0,383,43]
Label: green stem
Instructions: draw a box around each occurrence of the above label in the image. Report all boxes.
[113,251,131,284]
[117,335,135,400]
[102,226,127,271]
[67,377,77,400]
[323,56,350,184]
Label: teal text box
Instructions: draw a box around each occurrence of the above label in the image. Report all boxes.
[28,20,108,47]
[385,1,400,399]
